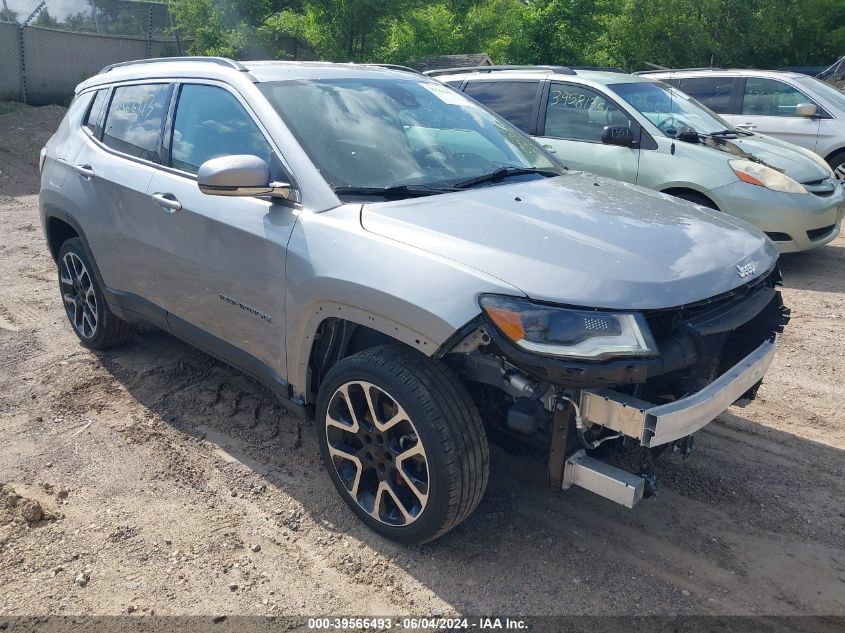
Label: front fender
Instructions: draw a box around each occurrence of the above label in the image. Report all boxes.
[284,204,521,402]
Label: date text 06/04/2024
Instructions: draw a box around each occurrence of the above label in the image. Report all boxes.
[307,617,529,630]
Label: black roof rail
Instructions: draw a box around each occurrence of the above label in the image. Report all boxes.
[633,66,725,75]
[99,56,248,75]
[423,64,576,77]
[365,64,423,74]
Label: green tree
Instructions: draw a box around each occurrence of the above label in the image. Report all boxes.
[0,6,18,23]
[32,8,61,29]
[172,0,845,69]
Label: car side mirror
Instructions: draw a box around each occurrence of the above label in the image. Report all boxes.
[601,125,636,147]
[197,155,293,200]
[796,103,818,117]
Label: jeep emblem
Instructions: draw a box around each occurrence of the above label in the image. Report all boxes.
[737,263,756,278]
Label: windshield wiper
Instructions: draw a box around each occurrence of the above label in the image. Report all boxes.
[452,167,560,190]
[332,184,456,199]
[709,128,753,137]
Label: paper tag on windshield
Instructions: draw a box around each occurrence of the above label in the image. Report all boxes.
[418,81,478,107]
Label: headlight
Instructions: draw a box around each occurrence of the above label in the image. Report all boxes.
[729,159,807,194]
[479,295,658,360]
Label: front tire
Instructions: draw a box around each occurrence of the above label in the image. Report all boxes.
[57,238,135,350]
[316,345,489,544]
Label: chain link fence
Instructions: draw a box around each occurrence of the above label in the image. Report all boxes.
[1,0,187,105]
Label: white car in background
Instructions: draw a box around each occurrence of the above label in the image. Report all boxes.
[641,68,845,181]
[431,66,844,252]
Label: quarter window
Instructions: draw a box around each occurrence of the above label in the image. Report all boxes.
[102,84,171,162]
[462,81,540,132]
[84,89,109,138]
[170,84,272,174]
[741,78,813,117]
[544,83,631,142]
[678,77,736,114]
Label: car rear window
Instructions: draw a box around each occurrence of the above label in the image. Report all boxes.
[462,81,540,133]
[83,89,109,139]
[102,83,172,162]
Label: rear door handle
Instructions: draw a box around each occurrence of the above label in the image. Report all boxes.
[150,192,182,213]
[73,164,95,180]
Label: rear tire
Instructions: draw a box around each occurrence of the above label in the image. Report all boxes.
[56,238,135,350]
[316,345,489,544]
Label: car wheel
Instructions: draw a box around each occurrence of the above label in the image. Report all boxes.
[57,238,136,349]
[672,191,718,210]
[829,152,845,183]
[316,345,489,544]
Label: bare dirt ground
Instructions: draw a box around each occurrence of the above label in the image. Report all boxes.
[0,104,843,619]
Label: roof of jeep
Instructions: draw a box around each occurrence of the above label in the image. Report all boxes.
[76,58,423,92]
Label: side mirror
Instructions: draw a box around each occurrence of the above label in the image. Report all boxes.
[197,155,293,199]
[601,125,636,147]
[796,103,818,117]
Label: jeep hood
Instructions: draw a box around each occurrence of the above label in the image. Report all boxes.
[704,134,829,183]
[360,173,779,310]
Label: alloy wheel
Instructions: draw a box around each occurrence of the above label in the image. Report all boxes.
[325,381,429,526]
[60,252,98,338]
[834,163,845,183]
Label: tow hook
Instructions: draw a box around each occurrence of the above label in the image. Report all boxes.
[636,446,661,499]
[673,434,695,459]
[637,471,659,499]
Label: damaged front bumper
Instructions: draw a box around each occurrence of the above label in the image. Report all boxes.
[578,338,777,448]
[451,266,789,508]
[555,337,778,508]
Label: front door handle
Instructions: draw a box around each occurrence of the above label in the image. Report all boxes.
[73,164,95,180]
[150,192,182,213]
[736,123,756,130]
[542,144,557,154]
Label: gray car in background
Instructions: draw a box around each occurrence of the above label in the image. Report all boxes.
[40,58,789,543]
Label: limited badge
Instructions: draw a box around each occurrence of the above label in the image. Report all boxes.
[737,262,756,278]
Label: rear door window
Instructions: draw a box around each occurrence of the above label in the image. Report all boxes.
[102,83,172,162]
[462,81,541,133]
[678,77,737,114]
[169,83,272,174]
[544,83,633,142]
[83,89,109,139]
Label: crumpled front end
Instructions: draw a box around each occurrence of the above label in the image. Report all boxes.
[444,266,790,507]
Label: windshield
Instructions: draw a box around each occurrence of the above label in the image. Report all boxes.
[795,75,845,112]
[258,78,557,194]
[609,81,735,138]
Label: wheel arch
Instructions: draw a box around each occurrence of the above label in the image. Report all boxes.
[43,207,81,262]
[295,306,446,406]
[659,187,720,210]
[42,205,111,300]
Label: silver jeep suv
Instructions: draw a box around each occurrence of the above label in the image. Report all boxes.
[40,57,789,544]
